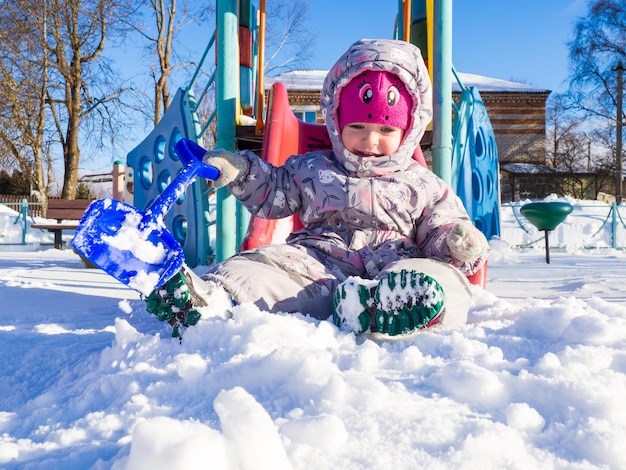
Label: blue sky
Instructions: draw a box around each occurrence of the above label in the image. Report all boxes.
[305,0,588,93]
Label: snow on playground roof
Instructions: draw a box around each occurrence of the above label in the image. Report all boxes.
[265,70,329,90]
[265,69,549,93]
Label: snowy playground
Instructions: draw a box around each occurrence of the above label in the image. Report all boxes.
[1,0,626,468]
[1,198,626,469]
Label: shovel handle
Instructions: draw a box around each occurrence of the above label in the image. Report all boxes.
[144,139,220,222]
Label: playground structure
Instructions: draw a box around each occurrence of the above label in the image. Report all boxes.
[520,201,574,263]
[124,0,500,286]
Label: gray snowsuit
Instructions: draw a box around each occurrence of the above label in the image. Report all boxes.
[205,39,487,323]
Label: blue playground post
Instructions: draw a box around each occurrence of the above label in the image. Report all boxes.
[611,202,618,249]
[431,0,452,184]
[215,0,240,262]
[14,199,30,245]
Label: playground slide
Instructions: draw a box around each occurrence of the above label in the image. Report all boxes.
[239,82,331,250]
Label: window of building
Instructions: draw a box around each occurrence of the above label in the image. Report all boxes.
[293,110,317,123]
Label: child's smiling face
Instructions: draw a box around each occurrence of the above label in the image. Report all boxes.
[340,122,404,157]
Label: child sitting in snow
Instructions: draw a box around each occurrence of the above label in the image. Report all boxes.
[145,38,489,337]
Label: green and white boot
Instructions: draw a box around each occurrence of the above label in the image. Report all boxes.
[374,270,445,336]
[333,270,445,336]
[144,266,208,338]
[332,277,379,334]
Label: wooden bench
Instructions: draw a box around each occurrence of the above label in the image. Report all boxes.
[32,199,93,249]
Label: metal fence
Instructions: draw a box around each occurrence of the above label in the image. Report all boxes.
[0,196,46,217]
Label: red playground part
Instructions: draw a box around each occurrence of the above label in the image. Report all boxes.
[240,82,486,287]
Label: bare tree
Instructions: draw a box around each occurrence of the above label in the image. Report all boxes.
[546,93,589,170]
[264,0,314,76]
[0,0,138,199]
[565,0,626,199]
[45,0,138,199]
[566,0,626,125]
[122,1,212,126]
[151,0,179,124]
[546,91,618,199]
[0,0,53,198]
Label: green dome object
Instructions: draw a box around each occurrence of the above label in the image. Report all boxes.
[520,202,573,231]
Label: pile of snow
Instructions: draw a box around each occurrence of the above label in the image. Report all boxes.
[0,204,50,247]
[0,197,625,469]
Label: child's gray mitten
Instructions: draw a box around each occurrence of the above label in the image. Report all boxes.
[203,150,248,188]
[446,222,488,263]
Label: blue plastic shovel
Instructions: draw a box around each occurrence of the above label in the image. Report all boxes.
[71,139,219,295]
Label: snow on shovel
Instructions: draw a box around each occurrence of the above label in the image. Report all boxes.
[71,139,219,296]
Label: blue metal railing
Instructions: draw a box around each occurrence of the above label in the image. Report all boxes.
[188,31,218,141]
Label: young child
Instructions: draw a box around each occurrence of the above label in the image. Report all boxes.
[145,38,489,337]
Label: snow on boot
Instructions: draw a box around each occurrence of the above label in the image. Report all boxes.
[374,270,445,336]
[144,266,208,338]
[332,276,378,334]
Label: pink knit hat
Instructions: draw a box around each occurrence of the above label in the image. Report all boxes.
[337,70,412,132]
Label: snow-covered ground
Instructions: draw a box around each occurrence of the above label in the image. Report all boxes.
[0,197,625,469]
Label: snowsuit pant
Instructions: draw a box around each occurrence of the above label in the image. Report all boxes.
[203,243,473,327]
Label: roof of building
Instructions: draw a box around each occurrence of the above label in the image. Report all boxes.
[265,69,550,93]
